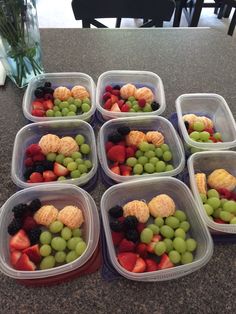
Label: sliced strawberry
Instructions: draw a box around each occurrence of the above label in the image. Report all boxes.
[209,136,217,143]
[111,231,124,246]
[117,99,125,109]
[110,95,119,104]
[53,162,69,177]
[214,218,226,224]
[118,238,136,252]
[43,170,57,182]
[110,163,120,175]
[137,223,146,234]
[29,172,44,183]
[117,252,137,272]
[32,153,45,162]
[105,141,114,152]
[107,145,126,163]
[110,103,121,112]
[146,235,162,253]
[104,99,113,110]
[10,250,22,266]
[32,109,45,117]
[105,85,113,92]
[136,243,148,258]
[158,254,174,270]
[120,165,132,176]
[43,99,53,110]
[111,89,120,97]
[125,147,135,158]
[22,216,38,231]
[145,258,159,272]
[121,104,130,112]
[132,257,146,273]
[217,188,231,199]
[23,244,41,264]
[15,253,36,271]
[32,101,44,111]
[205,128,214,135]
[10,229,30,251]
[103,92,111,101]
[26,144,42,156]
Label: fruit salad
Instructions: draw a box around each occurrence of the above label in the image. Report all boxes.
[31,81,91,117]
[8,199,87,271]
[102,84,160,113]
[108,195,198,273]
[105,126,174,176]
[23,133,92,183]
[195,169,236,224]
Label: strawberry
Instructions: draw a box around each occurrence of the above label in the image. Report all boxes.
[117,100,125,109]
[120,165,132,176]
[158,254,174,270]
[121,104,130,112]
[26,144,42,156]
[214,218,226,224]
[24,157,34,167]
[130,145,138,153]
[103,92,111,101]
[118,238,136,252]
[138,99,146,108]
[105,85,113,92]
[111,231,124,245]
[111,89,120,97]
[22,216,38,231]
[104,99,113,110]
[32,153,45,162]
[147,235,162,253]
[10,229,30,251]
[105,141,114,152]
[230,192,236,201]
[32,109,45,117]
[34,98,44,103]
[43,99,53,110]
[136,223,146,234]
[53,162,69,176]
[110,95,119,104]
[23,244,41,264]
[136,243,148,258]
[145,258,159,272]
[107,145,126,163]
[125,147,135,158]
[110,103,121,112]
[132,257,146,273]
[15,253,36,271]
[29,172,44,183]
[117,252,137,272]
[10,250,22,266]
[217,188,231,199]
[43,170,57,182]
[205,128,214,135]
[32,101,44,111]
[209,136,217,143]
[110,164,120,175]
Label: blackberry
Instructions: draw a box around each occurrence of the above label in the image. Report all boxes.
[110,220,124,232]
[28,228,41,245]
[113,85,121,90]
[29,199,41,213]
[184,121,190,130]
[124,216,138,230]
[108,133,123,143]
[34,88,44,98]
[12,203,29,219]
[44,87,54,95]
[117,126,130,136]
[23,167,35,180]
[35,165,44,173]
[151,101,160,111]
[44,81,52,88]
[43,160,54,170]
[108,205,123,218]
[7,218,22,235]
[125,229,139,243]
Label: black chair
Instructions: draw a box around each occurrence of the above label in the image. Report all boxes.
[71,0,175,28]
[218,0,236,35]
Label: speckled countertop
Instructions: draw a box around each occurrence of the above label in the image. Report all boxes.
[0,29,236,314]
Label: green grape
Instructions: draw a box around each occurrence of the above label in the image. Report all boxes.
[174,228,186,239]
[155,148,163,158]
[46,152,57,162]
[212,208,221,218]
[181,252,193,264]
[71,151,82,160]
[165,216,180,229]
[144,151,155,159]
[75,241,87,256]
[57,176,66,181]
[140,228,153,244]
[147,224,159,234]
[156,161,166,172]
[125,101,132,108]
[165,164,174,172]
[61,108,69,116]
[193,121,205,132]
[67,111,76,116]
[161,144,169,152]
[53,105,60,112]
[160,225,174,239]
[55,251,66,263]
[126,157,137,167]
[82,98,91,105]
[174,210,186,222]
[186,238,197,252]
[40,231,52,245]
[54,99,61,106]
[69,104,77,112]
[77,164,88,174]
[129,108,136,112]
[138,156,148,165]
[133,164,143,175]
[190,131,200,141]
[75,134,85,145]
[207,197,221,210]
[223,201,236,214]
[214,132,222,140]
[80,144,90,154]
[179,221,190,232]
[163,151,172,162]
[230,217,236,224]
[82,103,91,113]
[51,237,67,251]
[67,161,78,171]
[207,189,220,199]
[221,198,228,207]
[135,150,143,158]
[66,251,78,263]
[72,228,82,237]
[60,101,69,109]
[56,154,65,164]
[55,111,62,117]
[61,227,72,240]
[68,97,75,104]
[84,160,92,169]
[139,141,150,152]
[49,220,64,233]
[154,241,166,256]
[143,104,152,112]
[200,193,207,203]
[40,256,55,270]
[219,210,234,222]
[67,237,83,250]
[173,237,187,253]
[144,163,155,174]
[132,100,138,106]
[200,131,210,142]
[40,244,52,257]
[148,144,156,151]
[204,204,214,216]
[154,217,164,227]
[128,96,136,102]
[63,157,74,167]
[74,99,82,107]
[169,250,181,264]
[163,239,173,253]
[46,109,54,117]
[133,104,140,112]
[70,170,81,178]
[75,158,84,165]
[149,157,159,165]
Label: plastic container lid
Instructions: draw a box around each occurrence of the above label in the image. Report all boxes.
[0,184,100,279]
[187,151,236,234]
[11,120,98,189]
[96,70,165,120]
[101,177,213,281]
[97,116,185,183]
[23,72,96,122]
[176,93,236,150]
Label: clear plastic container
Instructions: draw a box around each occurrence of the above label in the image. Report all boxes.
[188,151,236,234]
[23,72,96,122]
[97,116,185,183]
[11,120,98,189]
[0,184,100,279]
[96,70,165,120]
[101,177,213,281]
[175,93,236,153]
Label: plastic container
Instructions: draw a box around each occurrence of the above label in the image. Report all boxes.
[23,72,96,122]
[97,116,185,183]
[188,151,236,234]
[176,93,236,154]
[101,177,213,281]
[11,120,98,189]
[96,70,165,120]
[0,184,100,279]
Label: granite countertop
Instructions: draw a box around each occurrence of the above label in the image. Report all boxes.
[0,29,236,314]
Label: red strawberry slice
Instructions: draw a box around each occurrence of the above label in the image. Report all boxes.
[136,243,148,258]
[23,244,41,264]
[32,101,44,111]
[43,170,57,182]
[15,253,36,271]
[105,141,114,152]
[111,90,120,97]
[205,128,214,135]
[147,235,162,253]
[10,229,30,251]
[10,250,22,266]
[22,216,38,231]
[43,99,53,110]
[32,153,45,162]
[217,188,231,200]
[105,85,113,93]
[110,95,119,104]
[117,252,137,272]
[29,172,44,183]
[214,218,226,224]
[53,162,69,177]
[137,223,146,234]
[32,109,45,117]
[103,92,111,101]
[209,136,217,143]
[111,231,124,246]
[117,100,125,109]
[120,165,132,176]
[107,145,126,163]
[118,238,136,252]
[104,99,113,110]
[125,147,135,158]
[132,257,146,273]
[145,258,159,272]
[110,163,120,175]
[158,254,174,270]
[110,103,121,112]
[121,104,130,112]
[26,144,42,156]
